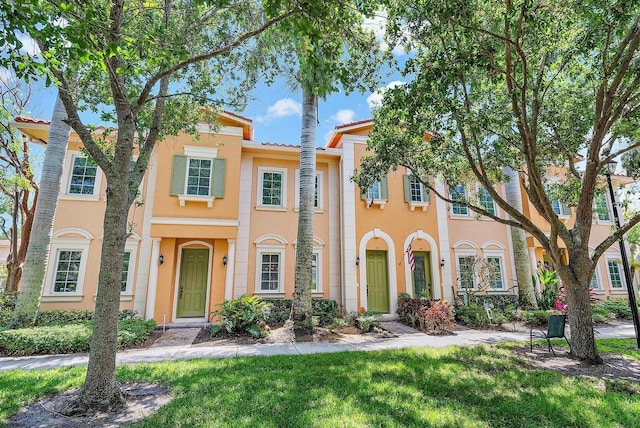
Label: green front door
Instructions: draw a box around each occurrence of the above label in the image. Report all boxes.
[413,252,433,299]
[366,250,389,312]
[177,248,209,318]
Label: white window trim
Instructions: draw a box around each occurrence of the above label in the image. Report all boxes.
[255,243,286,294]
[477,186,499,219]
[455,249,478,290]
[594,193,613,224]
[294,169,324,211]
[179,155,217,207]
[184,145,218,158]
[482,250,506,290]
[257,166,288,209]
[60,151,103,201]
[120,241,139,300]
[605,256,626,290]
[450,185,470,217]
[42,238,91,302]
[406,173,430,211]
[591,265,602,291]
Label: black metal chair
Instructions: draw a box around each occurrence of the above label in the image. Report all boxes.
[530,314,571,356]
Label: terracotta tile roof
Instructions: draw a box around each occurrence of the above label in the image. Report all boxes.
[222,110,253,123]
[14,116,50,125]
[259,142,325,150]
[334,118,373,129]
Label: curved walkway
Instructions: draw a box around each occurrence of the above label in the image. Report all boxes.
[0,322,635,372]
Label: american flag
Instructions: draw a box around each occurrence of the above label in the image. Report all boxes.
[407,245,415,271]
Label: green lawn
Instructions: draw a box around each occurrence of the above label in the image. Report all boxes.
[1,340,639,427]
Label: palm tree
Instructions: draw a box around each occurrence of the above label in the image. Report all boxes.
[11,93,70,326]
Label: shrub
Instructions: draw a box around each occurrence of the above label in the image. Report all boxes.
[397,294,430,328]
[211,294,271,337]
[263,299,339,326]
[0,292,18,329]
[514,309,551,327]
[419,300,455,333]
[591,304,615,324]
[356,314,380,332]
[0,318,157,356]
[36,310,94,325]
[455,304,490,327]
[468,294,518,311]
[600,298,633,320]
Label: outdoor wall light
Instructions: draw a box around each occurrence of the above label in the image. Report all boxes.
[159,254,164,265]
[355,256,360,266]
[440,258,445,267]
[223,255,228,266]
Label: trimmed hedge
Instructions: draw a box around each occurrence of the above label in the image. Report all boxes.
[468,294,518,311]
[36,310,94,326]
[0,318,156,356]
[264,299,339,326]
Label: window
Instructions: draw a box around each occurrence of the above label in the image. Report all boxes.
[257,167,287,208]
[311,253,319,292]
[457,255,476,289]
[478,188,496,216]
[260,253,281,291]
[294,170,323,210]
[170,153,226,207]
[121,251,131,292]
[590,270,600,289]
[69,156,97,195]
[594,193,611,221]
[53,250,82,293]
[607,259,624,289]
[451,185,469,216]
[551,200,571,216]
[368,181,381,200]
[485,256,504,289]
[186,158,212,196]
[402,174,430,211]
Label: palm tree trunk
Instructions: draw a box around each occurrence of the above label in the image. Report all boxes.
[504,167,538,309]
[291,88,317,332]
[11,94,69,326]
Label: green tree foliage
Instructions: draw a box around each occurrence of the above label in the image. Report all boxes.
[354,0,640,363]
[2,0,303,413]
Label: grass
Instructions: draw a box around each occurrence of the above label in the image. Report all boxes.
[1,340,639,427]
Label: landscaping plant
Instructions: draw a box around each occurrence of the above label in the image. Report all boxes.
[210,294,271,337]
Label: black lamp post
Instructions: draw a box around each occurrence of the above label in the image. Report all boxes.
[605,160,640,348]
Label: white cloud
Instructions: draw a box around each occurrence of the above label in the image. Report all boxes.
[363,10,409,57]
[17,34,40,56]
[256,98,302,123]
[331,109,356,124]
[366,81,406,109]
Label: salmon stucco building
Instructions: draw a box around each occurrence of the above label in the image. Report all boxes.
[11,114,636,323]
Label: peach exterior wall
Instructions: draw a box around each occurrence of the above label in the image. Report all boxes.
[243,151,337,300]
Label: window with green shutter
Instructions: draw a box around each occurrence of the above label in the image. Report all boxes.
[403,175,430,211]
[360,176,388,208]
[170,155,225,207]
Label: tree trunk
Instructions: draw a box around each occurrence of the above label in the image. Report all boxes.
[558,259,602,364]
[291,89,317,332]
[11,94,69,327]
[503,168,538,308]
[71,174,129,412]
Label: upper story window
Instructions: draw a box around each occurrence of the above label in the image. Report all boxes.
[594,193,611,221]
[403,175,430,211]
[451,185,469,216]
[478,188,496,216]
[551,200,571,217]
[258,167,287,208]
[360,176,388,209]
[69,156,97,195]
[294,170,323,210]
[170,149,226,208]
[607,258,625,289]
[186,158,212,196]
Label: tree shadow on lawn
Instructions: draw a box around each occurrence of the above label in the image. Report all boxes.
[115,346,639,427]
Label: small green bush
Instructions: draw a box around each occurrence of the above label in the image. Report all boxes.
[36,310,94,325]
[591,304,615,324]
[356,314,380,332]
[600,298,633,320]
[211,294,271,337]
[0,291,18,311]
[263,298,339,326]
[468,294,519,311]
[515,309,551,327]
[455,304,490,327]
[0,318,157,356]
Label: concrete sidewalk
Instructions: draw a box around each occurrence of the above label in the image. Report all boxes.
[0,322,635,372]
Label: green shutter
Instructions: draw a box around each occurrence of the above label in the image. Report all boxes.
[423,183,430,203]
[210,158,226,198]
[380,176,389,200]
[403,175,411,202]
[170,155,187,195]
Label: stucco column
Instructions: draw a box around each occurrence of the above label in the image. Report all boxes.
[224,239,236,300]
[145,238,161,320]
